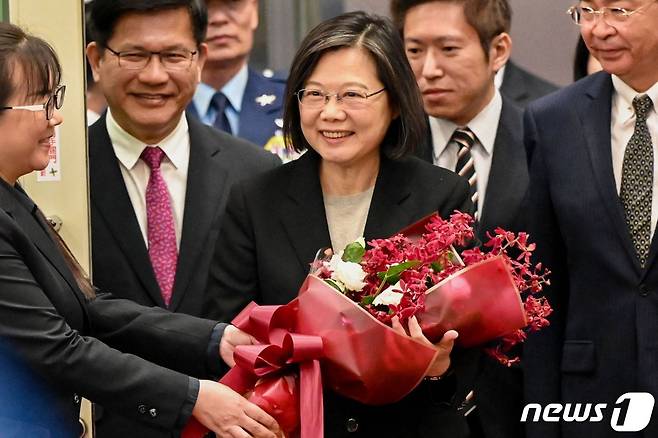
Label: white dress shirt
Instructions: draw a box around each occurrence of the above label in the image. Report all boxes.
[494,65,506,90]
[106,109,190,249]
[192,63,248,134]
[610,76,658,238]
[429,89,503,214]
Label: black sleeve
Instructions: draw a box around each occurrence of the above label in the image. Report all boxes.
[0,232,192,430]
[86,293,219,379]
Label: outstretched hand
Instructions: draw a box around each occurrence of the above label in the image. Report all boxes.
[391,315,458,377]
[193,380,282,438]
[219,324,258,367]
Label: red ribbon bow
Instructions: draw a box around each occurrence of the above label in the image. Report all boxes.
[183,302,324,438]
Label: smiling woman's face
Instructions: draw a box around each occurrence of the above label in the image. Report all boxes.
[0,62,62,184]
[299,46,395,170]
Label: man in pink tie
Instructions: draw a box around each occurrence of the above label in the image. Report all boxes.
[86,0,280,436]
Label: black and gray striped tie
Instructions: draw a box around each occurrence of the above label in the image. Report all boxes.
[620,94,654,267]
[452,127,478,218]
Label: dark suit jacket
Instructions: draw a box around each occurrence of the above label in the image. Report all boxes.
[501,61,558,109]
[89,114,280,436]
[188,67,286,147]
[523,71,658,438]
[89,113,280,317]
[415,97,529,241]
[204,151,474,437]
[416,98,529,438]
[0,180,219,437]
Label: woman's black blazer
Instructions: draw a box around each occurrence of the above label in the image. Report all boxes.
[205,151,474,437]
[0,180,219,435]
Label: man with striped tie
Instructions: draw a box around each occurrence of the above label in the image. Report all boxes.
[391,1,530,438]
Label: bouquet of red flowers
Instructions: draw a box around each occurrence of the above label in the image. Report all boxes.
[313,211,552,366]
[184,212,551,438]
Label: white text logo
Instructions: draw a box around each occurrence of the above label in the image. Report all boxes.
[521,392,655,431]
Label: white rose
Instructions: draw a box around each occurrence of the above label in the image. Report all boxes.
[372,282,404,306]
[329,253,367,291]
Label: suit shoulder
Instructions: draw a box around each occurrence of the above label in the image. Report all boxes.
[527,71,609,116]
[505,61,558,93]
[88,116,108,142]
[247,68,286,97]
[192,121,281,169]
[400,155,465,187]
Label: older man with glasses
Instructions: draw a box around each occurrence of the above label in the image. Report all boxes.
[523,1,658,437]
[85,0,280,436]
[186,0,292,161]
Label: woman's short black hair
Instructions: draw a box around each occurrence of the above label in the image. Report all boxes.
[88,0,208,49]
[283,11,426,160]
[0,23,61,108]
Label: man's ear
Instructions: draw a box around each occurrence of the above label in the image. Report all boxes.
[196,43,208,83]
[489,32,512,73]
[86,42,102,82]
[251,0,259,31]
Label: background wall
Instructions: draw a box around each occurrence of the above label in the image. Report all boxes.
[258,0,581,87]
[508,0,580,86]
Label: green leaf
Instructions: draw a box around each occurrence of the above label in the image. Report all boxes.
[377,260,421,284]
[324,279,344,292]
[361,295,375,305]
[342,242,366,263]
[431,261,443,273]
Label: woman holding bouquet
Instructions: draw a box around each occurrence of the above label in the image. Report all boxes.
[0,22,281,438]
[205,11,474,438]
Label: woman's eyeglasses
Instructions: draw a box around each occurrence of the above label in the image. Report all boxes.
[296,87,386,110]
[0,85,66,120]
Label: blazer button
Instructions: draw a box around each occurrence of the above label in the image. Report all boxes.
[149,408,158,418]
[640,284,650,297]
[73,394,80,404]
[138,404,147,414]
[346,417,359,433]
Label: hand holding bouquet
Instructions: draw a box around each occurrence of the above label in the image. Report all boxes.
[313,211,552,366]
[185,211,552,437]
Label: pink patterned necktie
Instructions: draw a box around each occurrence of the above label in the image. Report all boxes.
[141,146,177,307]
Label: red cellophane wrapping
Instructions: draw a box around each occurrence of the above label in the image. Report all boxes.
[183,276,439,438]
[418,256,527,346]
[184,261,526,438]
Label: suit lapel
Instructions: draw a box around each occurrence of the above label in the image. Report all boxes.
[89,118,164,306]
[169,117,229,311]
[280,153,332,274]
[0,183,87,312]
[500,62,530,104]
[363,157,416,240]
[644,229,658,275]
[579,74,640,271]
[280,154,417,272]
[479,99,527,235]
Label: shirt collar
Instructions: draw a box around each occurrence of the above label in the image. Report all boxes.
[429,89,502,157]
[494,64,506,90]
[106,108,189,170]
[611,75,658,125]
[193,63,248,115]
